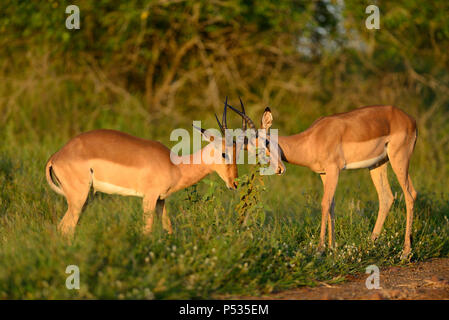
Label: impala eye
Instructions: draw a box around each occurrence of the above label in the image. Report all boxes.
[222,153,227,159]
[265,139,270,148]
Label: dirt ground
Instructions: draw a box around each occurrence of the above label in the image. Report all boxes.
[237,258,449,300]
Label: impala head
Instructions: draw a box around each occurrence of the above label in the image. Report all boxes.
[227,99,286,175]
[258,106,286,175]
[193,97,240,190]
[194,126,239,190]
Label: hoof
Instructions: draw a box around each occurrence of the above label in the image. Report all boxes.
[58,230,74,245]
[57,224,75,239]
[371,233,379,242]
[316,246,325,257]
[400,249,411,261]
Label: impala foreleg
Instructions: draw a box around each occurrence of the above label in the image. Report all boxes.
[142,194,158,234]
[157,199,173,234]
[319,168,339,251]
[328,198,335,247]
[320,174,336,249]
[370,162,394,241]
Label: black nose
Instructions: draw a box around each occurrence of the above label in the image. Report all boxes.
[233,181,238,189]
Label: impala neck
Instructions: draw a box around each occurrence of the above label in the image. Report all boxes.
[278,133,312,167]
[171,145,214,193]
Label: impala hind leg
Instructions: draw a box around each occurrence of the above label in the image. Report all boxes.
[408,174,417,201]
[387,139,416,259]
[320,174,336,249]
[55,167,92,237]
[370,162,394,241]
[318,167,339,252]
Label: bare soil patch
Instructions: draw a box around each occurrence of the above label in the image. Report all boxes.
[236,258,449,300]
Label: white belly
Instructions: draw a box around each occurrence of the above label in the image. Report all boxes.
[344,149,387,170]
[92,175,144,197]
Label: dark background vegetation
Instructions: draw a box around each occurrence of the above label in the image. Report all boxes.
[0,0,448,299]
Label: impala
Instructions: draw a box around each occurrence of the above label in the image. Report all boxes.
[230,103,417,259]
[45,101,251,236]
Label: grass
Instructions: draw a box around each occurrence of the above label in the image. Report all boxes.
[0,58,448,299]
[0,132,448,299]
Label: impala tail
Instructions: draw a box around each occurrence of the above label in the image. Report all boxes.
[45,159,65,196]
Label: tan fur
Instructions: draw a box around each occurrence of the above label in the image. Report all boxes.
[46,129,238,237]
[265,105,417,259]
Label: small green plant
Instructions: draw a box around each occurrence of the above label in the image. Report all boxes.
[236,164,266,226]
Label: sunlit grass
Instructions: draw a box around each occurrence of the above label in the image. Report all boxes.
[0,139,448,299]
[0,61,448,298]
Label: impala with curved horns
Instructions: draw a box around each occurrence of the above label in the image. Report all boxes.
[225,98,286,176]
[45,99,252,236]
[244,104,417,259]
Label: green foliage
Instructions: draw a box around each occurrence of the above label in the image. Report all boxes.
[236,165,265,226]
[0,0,448,299]
[0,144,448,299]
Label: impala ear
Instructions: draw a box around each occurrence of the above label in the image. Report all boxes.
[261,107,273,129]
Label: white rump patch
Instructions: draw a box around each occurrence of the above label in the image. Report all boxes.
[345,149,387,170]
[92,173,144,197]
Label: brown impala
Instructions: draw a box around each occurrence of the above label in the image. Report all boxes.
[228,103,417,259]
[45,100,252,237]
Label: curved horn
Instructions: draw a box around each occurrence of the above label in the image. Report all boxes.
[222,96,228,130]
[215,96,229,135]
[226,101,256,130]
[239,97,247,131]
[215,113,224,135]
